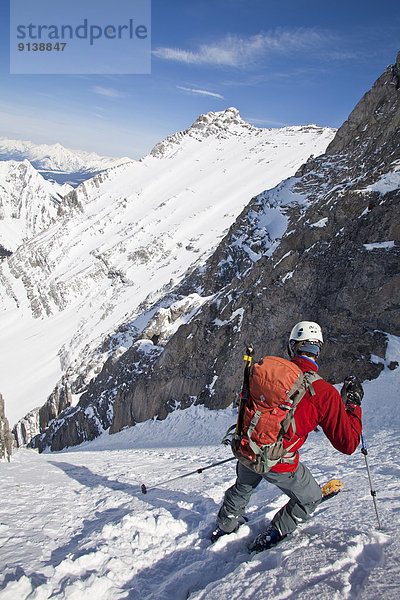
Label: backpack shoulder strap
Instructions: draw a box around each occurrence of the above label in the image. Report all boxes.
[279,370,322,441]
[303,371,322,396]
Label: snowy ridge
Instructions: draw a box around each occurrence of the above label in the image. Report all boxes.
[0,137,132,186]
[0,109,336,427]
[150,107,257,157]
[0,336,399,599]
[150,106,333,159]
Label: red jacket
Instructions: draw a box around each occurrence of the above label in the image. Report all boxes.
[271,356,362,473]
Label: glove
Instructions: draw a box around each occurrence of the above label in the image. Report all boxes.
[341,376,364,406]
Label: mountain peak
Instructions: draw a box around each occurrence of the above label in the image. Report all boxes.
[188,106,243,129]
[149,107,258,158]
[184,106,255,137]
[150,108,333,161]
[326,52,400,160]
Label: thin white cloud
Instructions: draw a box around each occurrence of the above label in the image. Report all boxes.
[177,86,224,99]
[92,86,125,98]
[153,28,331,68]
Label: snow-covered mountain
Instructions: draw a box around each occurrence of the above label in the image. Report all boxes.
[0,137,132,186]
[30,55,400,453]
[0,107,335,432]
[0,160,72,253]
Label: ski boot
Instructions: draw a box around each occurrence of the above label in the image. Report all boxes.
[249,524,286,553]
[210,516,248,543]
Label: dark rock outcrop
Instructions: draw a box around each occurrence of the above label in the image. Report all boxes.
[14,379,72,447]
[0,245,12,259]
[39,378,72,431]
[0,393,15,461]
[326,52,400,162]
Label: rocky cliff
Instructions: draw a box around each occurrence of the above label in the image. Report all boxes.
[32,54,400,452]
[0,394,14,461]
[13,379,72,447]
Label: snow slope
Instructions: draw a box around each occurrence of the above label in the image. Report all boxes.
[0,108,336,426]
[0,336,399,599]
[0,137,131,186]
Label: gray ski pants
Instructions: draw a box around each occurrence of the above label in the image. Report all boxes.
[217,460,322,536]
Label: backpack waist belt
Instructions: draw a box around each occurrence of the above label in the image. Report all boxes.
[246,411,298,465]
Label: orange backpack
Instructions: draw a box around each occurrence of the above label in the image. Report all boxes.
[232,356,321,474]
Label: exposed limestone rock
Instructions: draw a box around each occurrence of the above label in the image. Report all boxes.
[0,244,12,260]
[141,294,209,346]
[31,403,108,452]
[0,393,15,461]
[14,379,72,447]
[39,378,72,431]
[326,52,400,161]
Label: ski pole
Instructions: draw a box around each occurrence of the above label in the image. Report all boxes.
[141,456,236,494]
[360,433,382,530]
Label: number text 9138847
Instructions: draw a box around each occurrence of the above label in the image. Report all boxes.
[18,42,67,51]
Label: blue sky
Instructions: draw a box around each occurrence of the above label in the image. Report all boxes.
[0,0,399,158]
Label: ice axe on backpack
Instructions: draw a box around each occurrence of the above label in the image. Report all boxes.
[236,346,254,435]
[221,345,254,446]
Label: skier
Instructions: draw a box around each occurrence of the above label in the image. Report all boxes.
[212,321,364,551]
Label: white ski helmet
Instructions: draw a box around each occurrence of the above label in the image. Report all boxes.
[288,321,324,358]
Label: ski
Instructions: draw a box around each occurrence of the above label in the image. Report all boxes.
[210,516,249,543]
[321,478,343,501]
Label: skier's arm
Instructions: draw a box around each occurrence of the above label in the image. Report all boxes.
[314,380,362,455]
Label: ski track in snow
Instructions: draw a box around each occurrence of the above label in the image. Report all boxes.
[1,363,399,600]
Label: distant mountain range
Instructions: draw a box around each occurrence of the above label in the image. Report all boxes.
[0,137,132,186]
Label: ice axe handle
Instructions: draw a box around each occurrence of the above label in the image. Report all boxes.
[244,346,254,362]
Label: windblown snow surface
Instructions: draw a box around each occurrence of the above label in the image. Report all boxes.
[1,336,399,600]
